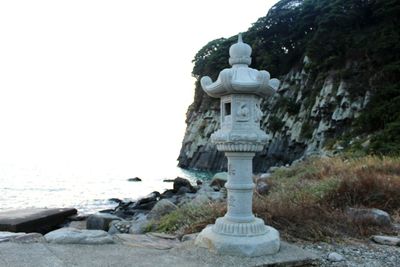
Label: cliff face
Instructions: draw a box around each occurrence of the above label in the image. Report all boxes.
[178,0,400,171]
[178,57,369,172]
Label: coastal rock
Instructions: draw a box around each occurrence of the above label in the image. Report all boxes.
[133,191,161,210]
[147,199,177,220]
[177,186,192,195]
[192,194,211,205]
[371,235,400,246]
[193,183,226,204]
[173,177,195,193]
[108,198,123,204]
[160,189,175,199]
[86,213,121,231]
[44,228,114,244]
[256,181,270,195]
[327,252,345,262]
[128,216,149,234]
[108,220,131,234]
[68,220,87,230]
[346,208,391,226]
[127,177,142,182]
[210,172,228,190]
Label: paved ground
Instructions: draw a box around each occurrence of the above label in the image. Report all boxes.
[0,241,317,267]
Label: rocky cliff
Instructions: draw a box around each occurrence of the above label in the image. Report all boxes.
[178,0,400,172]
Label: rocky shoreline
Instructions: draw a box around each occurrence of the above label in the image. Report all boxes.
[1,174,399,266]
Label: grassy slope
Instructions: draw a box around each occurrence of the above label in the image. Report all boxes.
[154,156,400,241]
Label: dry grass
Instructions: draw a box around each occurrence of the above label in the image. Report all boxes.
[254,156,400,241]
[155,156,400,241]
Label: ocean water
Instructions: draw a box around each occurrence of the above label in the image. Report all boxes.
[0,161,212,214]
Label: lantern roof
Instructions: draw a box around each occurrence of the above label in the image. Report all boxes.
[201,34,280,98]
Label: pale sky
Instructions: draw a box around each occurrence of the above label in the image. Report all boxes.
[0,0,278,173]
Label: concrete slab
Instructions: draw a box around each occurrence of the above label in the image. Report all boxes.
[0,243,65,267]
[0,240,318,267]
[0,208,77,233]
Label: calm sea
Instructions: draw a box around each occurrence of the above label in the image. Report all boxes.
[0,160,212,214]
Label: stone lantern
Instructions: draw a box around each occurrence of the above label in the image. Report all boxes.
[195,34,281,257]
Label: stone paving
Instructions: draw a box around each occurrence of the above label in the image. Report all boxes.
[0,239,317,267]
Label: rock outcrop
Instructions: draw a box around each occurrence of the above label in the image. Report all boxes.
[178,58,370,172]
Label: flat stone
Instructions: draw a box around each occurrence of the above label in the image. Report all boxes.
[114,233,180,250]
[0,208,77,233]
[372,235,400,246]
[0,232,45,244]
[11,233,45,243]
[44,228,114,244]
[0,232,26,242]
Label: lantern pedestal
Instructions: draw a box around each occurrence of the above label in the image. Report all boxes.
[196,223,280,257]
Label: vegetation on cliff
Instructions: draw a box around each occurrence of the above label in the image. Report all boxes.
[187,0,400,157]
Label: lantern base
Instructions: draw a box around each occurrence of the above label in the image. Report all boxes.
[195,221,280,257]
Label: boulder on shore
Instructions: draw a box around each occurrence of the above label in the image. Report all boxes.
[45,228,114,244]
[173,177,196,193]
[346,208,391,226]
[86,213,121,231]
[209,172,228,190]
[371,235,400,246]
[147,199,177,220]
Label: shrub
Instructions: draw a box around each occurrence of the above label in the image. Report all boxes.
[267,116,285,132]
[154,202,225,235]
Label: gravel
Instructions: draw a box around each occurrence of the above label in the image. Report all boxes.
[297,238,400,266]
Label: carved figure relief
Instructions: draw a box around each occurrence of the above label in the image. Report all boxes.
[236,102,249,121]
